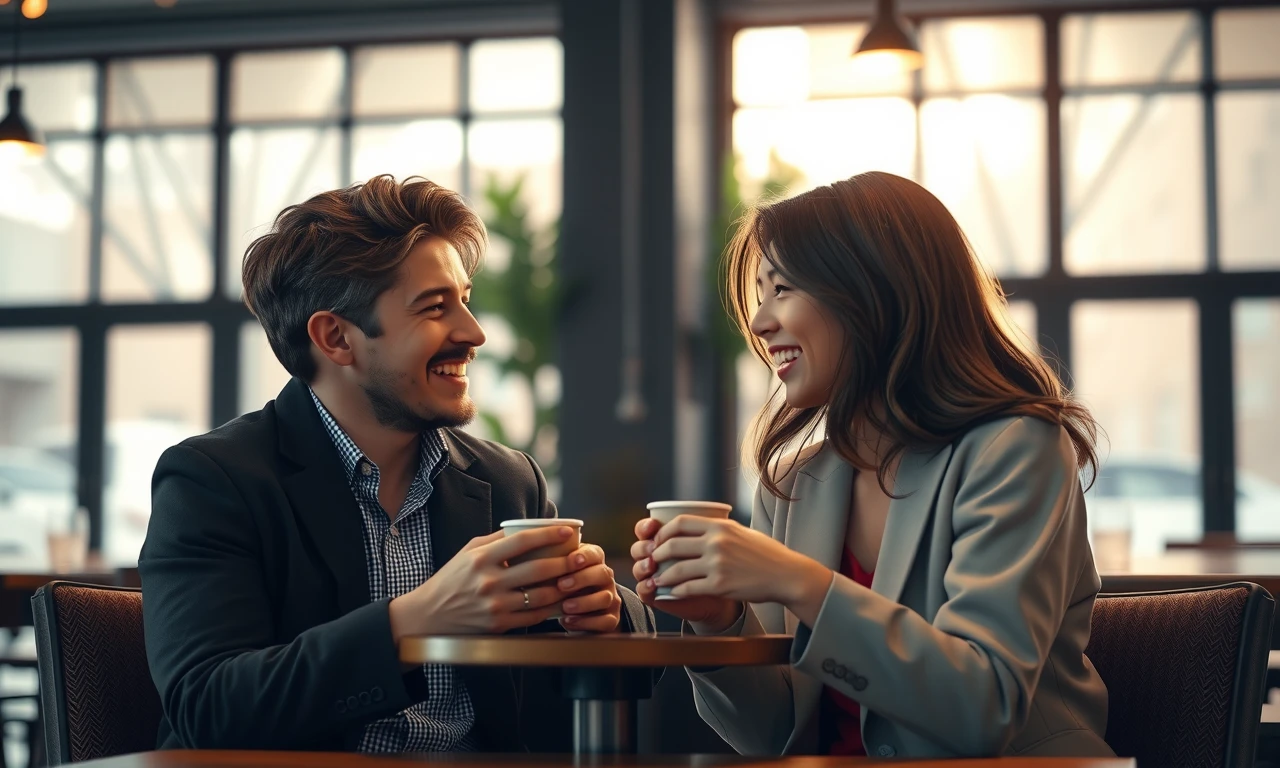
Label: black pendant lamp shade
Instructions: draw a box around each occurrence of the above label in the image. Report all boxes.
[0,85,44,157]
[852,0,923,74]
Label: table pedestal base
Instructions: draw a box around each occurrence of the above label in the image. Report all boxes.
[561,667,654,755]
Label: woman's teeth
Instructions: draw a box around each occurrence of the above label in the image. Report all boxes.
[771,349,801,367]
[431,363,467,377]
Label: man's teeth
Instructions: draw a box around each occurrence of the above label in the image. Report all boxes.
[431,363,467,377]
[771,349,801,367]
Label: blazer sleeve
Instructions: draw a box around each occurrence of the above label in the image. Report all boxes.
[684,484,797,755]
[140,445,417,750]
[790,418,1089,756]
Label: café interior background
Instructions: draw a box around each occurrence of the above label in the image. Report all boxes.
[0,0,1278,572]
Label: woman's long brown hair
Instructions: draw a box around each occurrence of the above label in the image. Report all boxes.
[725,171,1099,499]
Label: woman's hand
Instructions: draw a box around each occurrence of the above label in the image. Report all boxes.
[640,515,835,627]
[631,518,742,633]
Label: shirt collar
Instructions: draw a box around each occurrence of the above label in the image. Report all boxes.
[309,387,449,487]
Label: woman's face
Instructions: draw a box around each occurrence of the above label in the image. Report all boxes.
[749,256,846,409]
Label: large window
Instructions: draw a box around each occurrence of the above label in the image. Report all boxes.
[0,36,563,566]
[726,5,1280,557]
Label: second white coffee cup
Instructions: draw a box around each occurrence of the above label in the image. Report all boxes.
[645,501,733,600]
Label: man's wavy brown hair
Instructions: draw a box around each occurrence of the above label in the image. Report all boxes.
[724,171,1098,499]
[242,175,486,381]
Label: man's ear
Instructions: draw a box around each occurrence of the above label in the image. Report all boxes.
[307,311,358,369]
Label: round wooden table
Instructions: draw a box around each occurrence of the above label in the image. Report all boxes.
[400,632,792,756]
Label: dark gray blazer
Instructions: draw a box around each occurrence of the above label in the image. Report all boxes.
[141,377,653,752]
[688,417,1113,759]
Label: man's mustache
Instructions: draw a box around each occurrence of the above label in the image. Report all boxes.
[428,347,478,367]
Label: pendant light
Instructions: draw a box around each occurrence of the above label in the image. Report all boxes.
[851,0,923,76]
[0,1,45,160]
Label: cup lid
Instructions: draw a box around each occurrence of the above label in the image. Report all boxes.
[645,501,733,512]
[499,518,584,528]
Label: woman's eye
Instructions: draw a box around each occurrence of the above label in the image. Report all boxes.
[773,284,790,297]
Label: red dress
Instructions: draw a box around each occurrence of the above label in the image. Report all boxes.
[817,547,874,756]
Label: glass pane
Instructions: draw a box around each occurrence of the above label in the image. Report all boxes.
[0,330,78,566]
[1062,94,1204,274]
[1062,12,1201,87]
[225,127,341,298]
[1216,8,1280,80]
[1217,92,1280,271]
[352,43,460,116]
[921,96,1046,277]
[19,61,97,133]
[0,141,92,305]
[732,98,916,201]
[351,120,462,191]
[231,49,344,122]
[1073,300,1200,558]
[1007,300,1037,352]
[921,16,1044,92]
[1235,300,1280,541]
[468,118,562,231]
[106,325,210,565]
[734,27,811,107]
[733,25,912,106]
[469,38,562,113]
[102,133,214,302]
[239,322,291,415]
[107,56,215,128]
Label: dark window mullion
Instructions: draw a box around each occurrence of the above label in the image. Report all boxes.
[1201,296,1235,532]
[341,44,355,184]
[460,40,472,199]
[78,57,110,552]
[1041,12,1074,384]
[211,52,240,427]
[1198,7,1236,534]
[77,323,107,553]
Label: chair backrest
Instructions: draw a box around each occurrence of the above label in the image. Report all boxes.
[31,581,162,765]
[1087,582,1275,768]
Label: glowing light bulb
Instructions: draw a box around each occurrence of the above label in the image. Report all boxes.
[21,0,47,20]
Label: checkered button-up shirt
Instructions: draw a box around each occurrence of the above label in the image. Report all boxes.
[310,390,477,753]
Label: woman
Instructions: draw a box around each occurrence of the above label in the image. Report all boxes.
[630,172,1113,759]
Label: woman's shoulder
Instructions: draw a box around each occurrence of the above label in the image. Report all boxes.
[952,415,1078,470]
[766,440,832,489]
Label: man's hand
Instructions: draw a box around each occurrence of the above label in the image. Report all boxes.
[555,543,622,633]
[389,525,587,640]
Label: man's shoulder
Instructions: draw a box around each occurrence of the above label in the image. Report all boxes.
[165,404,282,475]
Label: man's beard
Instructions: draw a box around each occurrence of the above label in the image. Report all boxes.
[361,360,476,433]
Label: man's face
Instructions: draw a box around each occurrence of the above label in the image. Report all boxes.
[352,236,486,433]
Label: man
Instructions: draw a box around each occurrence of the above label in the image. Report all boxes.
[140,175,653,753]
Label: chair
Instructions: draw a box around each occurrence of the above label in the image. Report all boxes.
[30,582,162,766]
[1087,582,1275,768]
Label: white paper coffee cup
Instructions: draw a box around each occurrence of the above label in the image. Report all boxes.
[499,518,584,619]
[645,501,732,600]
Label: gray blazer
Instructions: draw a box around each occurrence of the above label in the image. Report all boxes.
[687,416,1114,759]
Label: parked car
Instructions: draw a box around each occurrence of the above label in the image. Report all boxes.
[1085,455,1280,557]
[5,419,198,566]
[0,446,77,562]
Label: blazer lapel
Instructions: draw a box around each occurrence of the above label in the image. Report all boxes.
[274,379,370,616]
[871,443,954,605]
[432,431,525,752]
[430,432,494,565]
[780,446,853,752]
